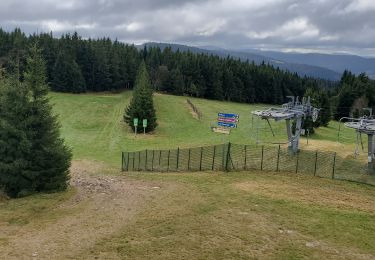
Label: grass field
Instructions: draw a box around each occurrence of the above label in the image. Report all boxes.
[50,91,358,165]
[1,91,374,259]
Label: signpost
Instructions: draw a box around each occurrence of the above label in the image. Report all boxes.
[218,113,239,119]
[143,119,148,135]
[218,122,237,128]
[133,118,138,136]
[217,113,239,129]
[212,112,239,134]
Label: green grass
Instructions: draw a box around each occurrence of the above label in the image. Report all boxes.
[50,91,357,166]
[1,91,374,259]
[0,189,75,226]
[82,171,375,259]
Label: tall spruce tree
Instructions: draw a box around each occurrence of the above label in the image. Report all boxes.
[0,61,31,197]
[51,50,86,93]
[124,62,157,133]
[0,45,72,197]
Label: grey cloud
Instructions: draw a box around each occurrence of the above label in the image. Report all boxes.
[0,0,374,56]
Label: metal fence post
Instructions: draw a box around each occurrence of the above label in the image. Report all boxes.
[332,152,337,179]
[199,147,203,171]
[176,147,180,171]
[188,148,191,171]
[276,145,281,172]
[225,142,232,171]
[212,145,216,170]
[261,145,264,171]
[314,150,318,176]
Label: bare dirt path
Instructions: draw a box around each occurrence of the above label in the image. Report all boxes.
[0,160,167,259]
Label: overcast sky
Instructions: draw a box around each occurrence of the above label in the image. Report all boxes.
[1,0,375,56]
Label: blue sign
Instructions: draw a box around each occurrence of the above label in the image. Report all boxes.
[218,122,237,128]
[218,113,239,118]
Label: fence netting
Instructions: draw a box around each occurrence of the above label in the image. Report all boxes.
[122,143,375,186]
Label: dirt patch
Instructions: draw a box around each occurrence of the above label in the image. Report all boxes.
[234,178,375,213]
[186,99,201,120]
[0,160,168,259]
[299,139,355,157]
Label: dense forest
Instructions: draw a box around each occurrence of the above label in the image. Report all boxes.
[1,28,375,122]
[1,28,336,104]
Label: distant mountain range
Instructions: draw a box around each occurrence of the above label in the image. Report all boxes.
[245,49,375,80]
[140,42,375,81]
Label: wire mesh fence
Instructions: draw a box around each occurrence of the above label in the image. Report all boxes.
[122,143,375,186]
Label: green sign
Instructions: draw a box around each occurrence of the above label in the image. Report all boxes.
[143,119,148,128]
[133,118,138,126]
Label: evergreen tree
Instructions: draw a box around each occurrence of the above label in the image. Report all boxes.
[51,50,86,93]
[124,62,157,133]
[0,62,32,197]
[305,87,331,127]
[0,45,72,197]
[167,68,185,95]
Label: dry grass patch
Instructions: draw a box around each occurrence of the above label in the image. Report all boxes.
[299,139,356,157]
[81,172,375,259]
[0,160,170,259]
[234,173,375,212]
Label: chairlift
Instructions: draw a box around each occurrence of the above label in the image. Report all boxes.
[251,96,320,154]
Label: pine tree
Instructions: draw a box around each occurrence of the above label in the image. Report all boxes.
[0,45,72,197]
[0,62,32,197]
[24,45,72,193]
[51,50,86,93]
[124,62,157,133]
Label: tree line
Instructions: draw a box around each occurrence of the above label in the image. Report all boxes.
[2,28,375,124]
[1,28,335,104]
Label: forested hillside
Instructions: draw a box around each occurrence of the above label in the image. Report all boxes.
[142,42,342,81]
[0,28,336,105]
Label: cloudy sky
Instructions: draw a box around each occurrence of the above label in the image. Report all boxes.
[1,0,375,56]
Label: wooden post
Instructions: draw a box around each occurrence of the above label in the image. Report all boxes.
[121,152,124,171]
[276,145,281,172]
[244,145,247,169]
[176,147,180,171]
[199,147,203,171]
[132,152,135,170]
[138,151,141,171]
[332,152,336,179]
[145,149,148,171]
[151,150,155,171]
[314,150,318,176]
[295,152,299,174]
[188,148,191,171]
[261,145,264,171]
[225,142,232,172]
[212,145,216,170]
[167,150,170,171]
[159,150,162,168]
[127,152,130,171]
[222,144,225,171]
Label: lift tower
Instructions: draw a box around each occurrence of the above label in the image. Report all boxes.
[252,96,320,154]
[340,111,375,173]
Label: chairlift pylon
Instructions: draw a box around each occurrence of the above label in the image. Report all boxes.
[251,96,320,154]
